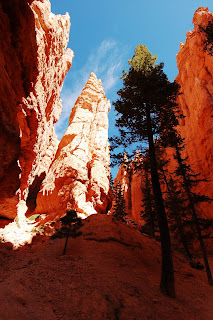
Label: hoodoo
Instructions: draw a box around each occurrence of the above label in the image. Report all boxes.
[36,73,112,220]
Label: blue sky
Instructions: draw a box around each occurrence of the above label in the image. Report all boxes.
[50,0,213,176]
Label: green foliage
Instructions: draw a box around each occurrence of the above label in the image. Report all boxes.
[51,210,83,255]
[52,210,83,240]
[28,214,40,221]
[200,20,213,55]
[128,44,157,73]
[173,138,212,208]
[163,127,213,283]
[111,47,180,155]
[175,148,213,284]
[110,173,114,191]
[164,175,187,226]
[15,216,20,228]
[112,182,127,222]
[162,172,195,257]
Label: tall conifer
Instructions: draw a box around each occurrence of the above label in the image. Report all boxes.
[113,181,127,222]
[111,45,180,297]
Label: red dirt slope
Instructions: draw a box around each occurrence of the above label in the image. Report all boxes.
[0,214,212,320]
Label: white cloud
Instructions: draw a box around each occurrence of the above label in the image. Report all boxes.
[103,63,121,92]
[54,40,128,140]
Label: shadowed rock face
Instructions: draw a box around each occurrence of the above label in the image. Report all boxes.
[0,0,37,218]
[36,73,112,220]
[0,0,73,218]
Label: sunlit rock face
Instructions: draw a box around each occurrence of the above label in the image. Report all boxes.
[36,73,112,220]
[0,0,73,218]
[176,7,213,218]
[113,153,144,223]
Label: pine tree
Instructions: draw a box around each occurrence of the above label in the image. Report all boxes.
[111,44,180,297]
[174,140,213,285]
[200,20,213,55]
[51,210,83,255]
[110,173,114,191]
[162,171,194,262]
[113,182,127,222]
[161,119,213,285]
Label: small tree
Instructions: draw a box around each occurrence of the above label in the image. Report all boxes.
[162,171,194,261]
[174,141,213,285]
[161,123,213,285]
[52,210,83,255]
[110,173,114,191]
[200,20,213,55]
[113,182,127,222]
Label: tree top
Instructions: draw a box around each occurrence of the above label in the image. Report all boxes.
[128,44,157,74]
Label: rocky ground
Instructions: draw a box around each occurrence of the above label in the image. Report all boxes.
[0,214,212,320]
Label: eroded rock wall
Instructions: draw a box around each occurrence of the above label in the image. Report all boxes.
[176,7,213,218]
[0,0,73,218]
[36,73,112,220]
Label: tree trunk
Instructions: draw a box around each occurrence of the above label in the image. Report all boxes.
[63,224,71,255]
[144,171,155,238]
[146,106,176,297]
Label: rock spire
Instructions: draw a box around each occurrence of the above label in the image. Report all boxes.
[36,73,112,220]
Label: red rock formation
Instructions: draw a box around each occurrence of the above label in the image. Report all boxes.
[36,73,112,220]
[0,0,73,218]
[176,7,213,218]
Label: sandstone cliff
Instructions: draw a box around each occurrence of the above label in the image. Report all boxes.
[176,7,213,218]
[114,7,213,221]
[0,0,73,218]
[36,73,112,220]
